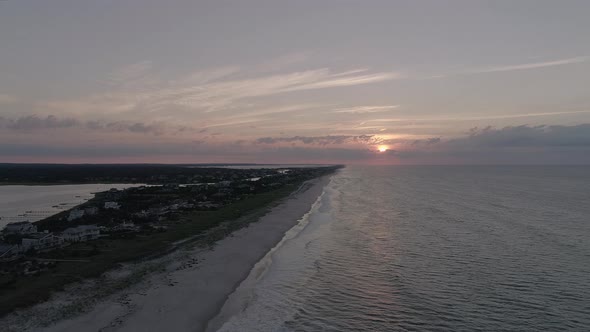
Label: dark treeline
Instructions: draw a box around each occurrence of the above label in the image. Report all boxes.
[0,164,341,185]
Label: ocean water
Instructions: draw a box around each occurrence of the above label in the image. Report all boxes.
[216,166,590,331]
[0,184,141,228]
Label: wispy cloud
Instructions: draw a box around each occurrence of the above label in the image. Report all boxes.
[0,115,195,136]
[450,110,590,121]
[168,68,398,110]
[429,56,589,79]
[281,70,401,92]
[198,104,320,129]
[256,135,376,146]
[363,110,590,123]
[333,105,400,114]
[53,64,400,119]
[471,56,588,74]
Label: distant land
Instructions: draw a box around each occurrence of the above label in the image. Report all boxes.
[0,163,339,186]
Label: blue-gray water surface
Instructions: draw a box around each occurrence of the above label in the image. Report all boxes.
[217,166,590,331]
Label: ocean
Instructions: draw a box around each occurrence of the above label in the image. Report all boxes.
[215,166,590,331]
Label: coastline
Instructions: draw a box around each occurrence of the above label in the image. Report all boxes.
[0,175,332,332]
[205,178,327,332]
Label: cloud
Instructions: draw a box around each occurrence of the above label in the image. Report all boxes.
[363,110,590,123]
[0,115,79,130]
[450,124,590,148]
[382,124,590,164]
[441,110,590,122]
[2,123,590,164]
[470,56,588,74]
[165,68,398,111]
[280,71,400,92]
[256,135,375,146]
[333,105,400,114]
[15,56,403,142]
[377,124,590,154]
[253,134,446,150]
[430,56,589,79]
[381,137,441,146]
[0,115,194,136]
[44,63,400,118]
[0,141,375,164]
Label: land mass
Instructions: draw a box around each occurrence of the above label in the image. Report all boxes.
[0,164,340,325]
[0,163,328,185]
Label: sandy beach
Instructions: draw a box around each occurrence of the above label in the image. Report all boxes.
[0,175,331,332]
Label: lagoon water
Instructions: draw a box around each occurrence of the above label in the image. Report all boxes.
[0,184,140,228]
[216,166,590,331]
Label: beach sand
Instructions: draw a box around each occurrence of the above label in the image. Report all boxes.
[2,175,331,332]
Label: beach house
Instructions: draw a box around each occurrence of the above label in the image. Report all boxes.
[2,221,37,235]
[0,244,22,262]
[21,233,64,252]
[84,206,99,215]
[61,225,100,243]
[67,209,85,221]
[104,201,121,210]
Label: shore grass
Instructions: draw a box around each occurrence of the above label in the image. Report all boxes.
[0,182,302,317]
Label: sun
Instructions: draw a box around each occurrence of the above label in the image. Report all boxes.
[377,145,388,153]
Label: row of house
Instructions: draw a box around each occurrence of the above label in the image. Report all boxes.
[61,225,101,243]
[2,191,123,263]
[1,222,100,262]
[131,199,196,221]
[67,203,116,222]
[0,232,65,262]
[3,221,37,235]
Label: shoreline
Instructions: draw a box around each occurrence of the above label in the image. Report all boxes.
[0,175,332,332]
[206,179,327,332]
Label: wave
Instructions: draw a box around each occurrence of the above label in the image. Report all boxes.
[207,177,336,332]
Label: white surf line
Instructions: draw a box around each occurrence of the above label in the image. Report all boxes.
[204,177,332,332]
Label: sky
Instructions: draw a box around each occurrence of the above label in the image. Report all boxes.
[1,0,590,164]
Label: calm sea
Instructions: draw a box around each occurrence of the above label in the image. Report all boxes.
[216,166,590,331]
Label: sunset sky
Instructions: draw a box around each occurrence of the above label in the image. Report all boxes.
[1,0,589,164]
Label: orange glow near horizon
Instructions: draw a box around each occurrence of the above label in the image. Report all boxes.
[377,145,388,153]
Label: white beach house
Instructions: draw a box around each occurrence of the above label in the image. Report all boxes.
[21,233,64,252]
[104,201,121,210]
[67,209,85,221]
[61,225,100,243]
